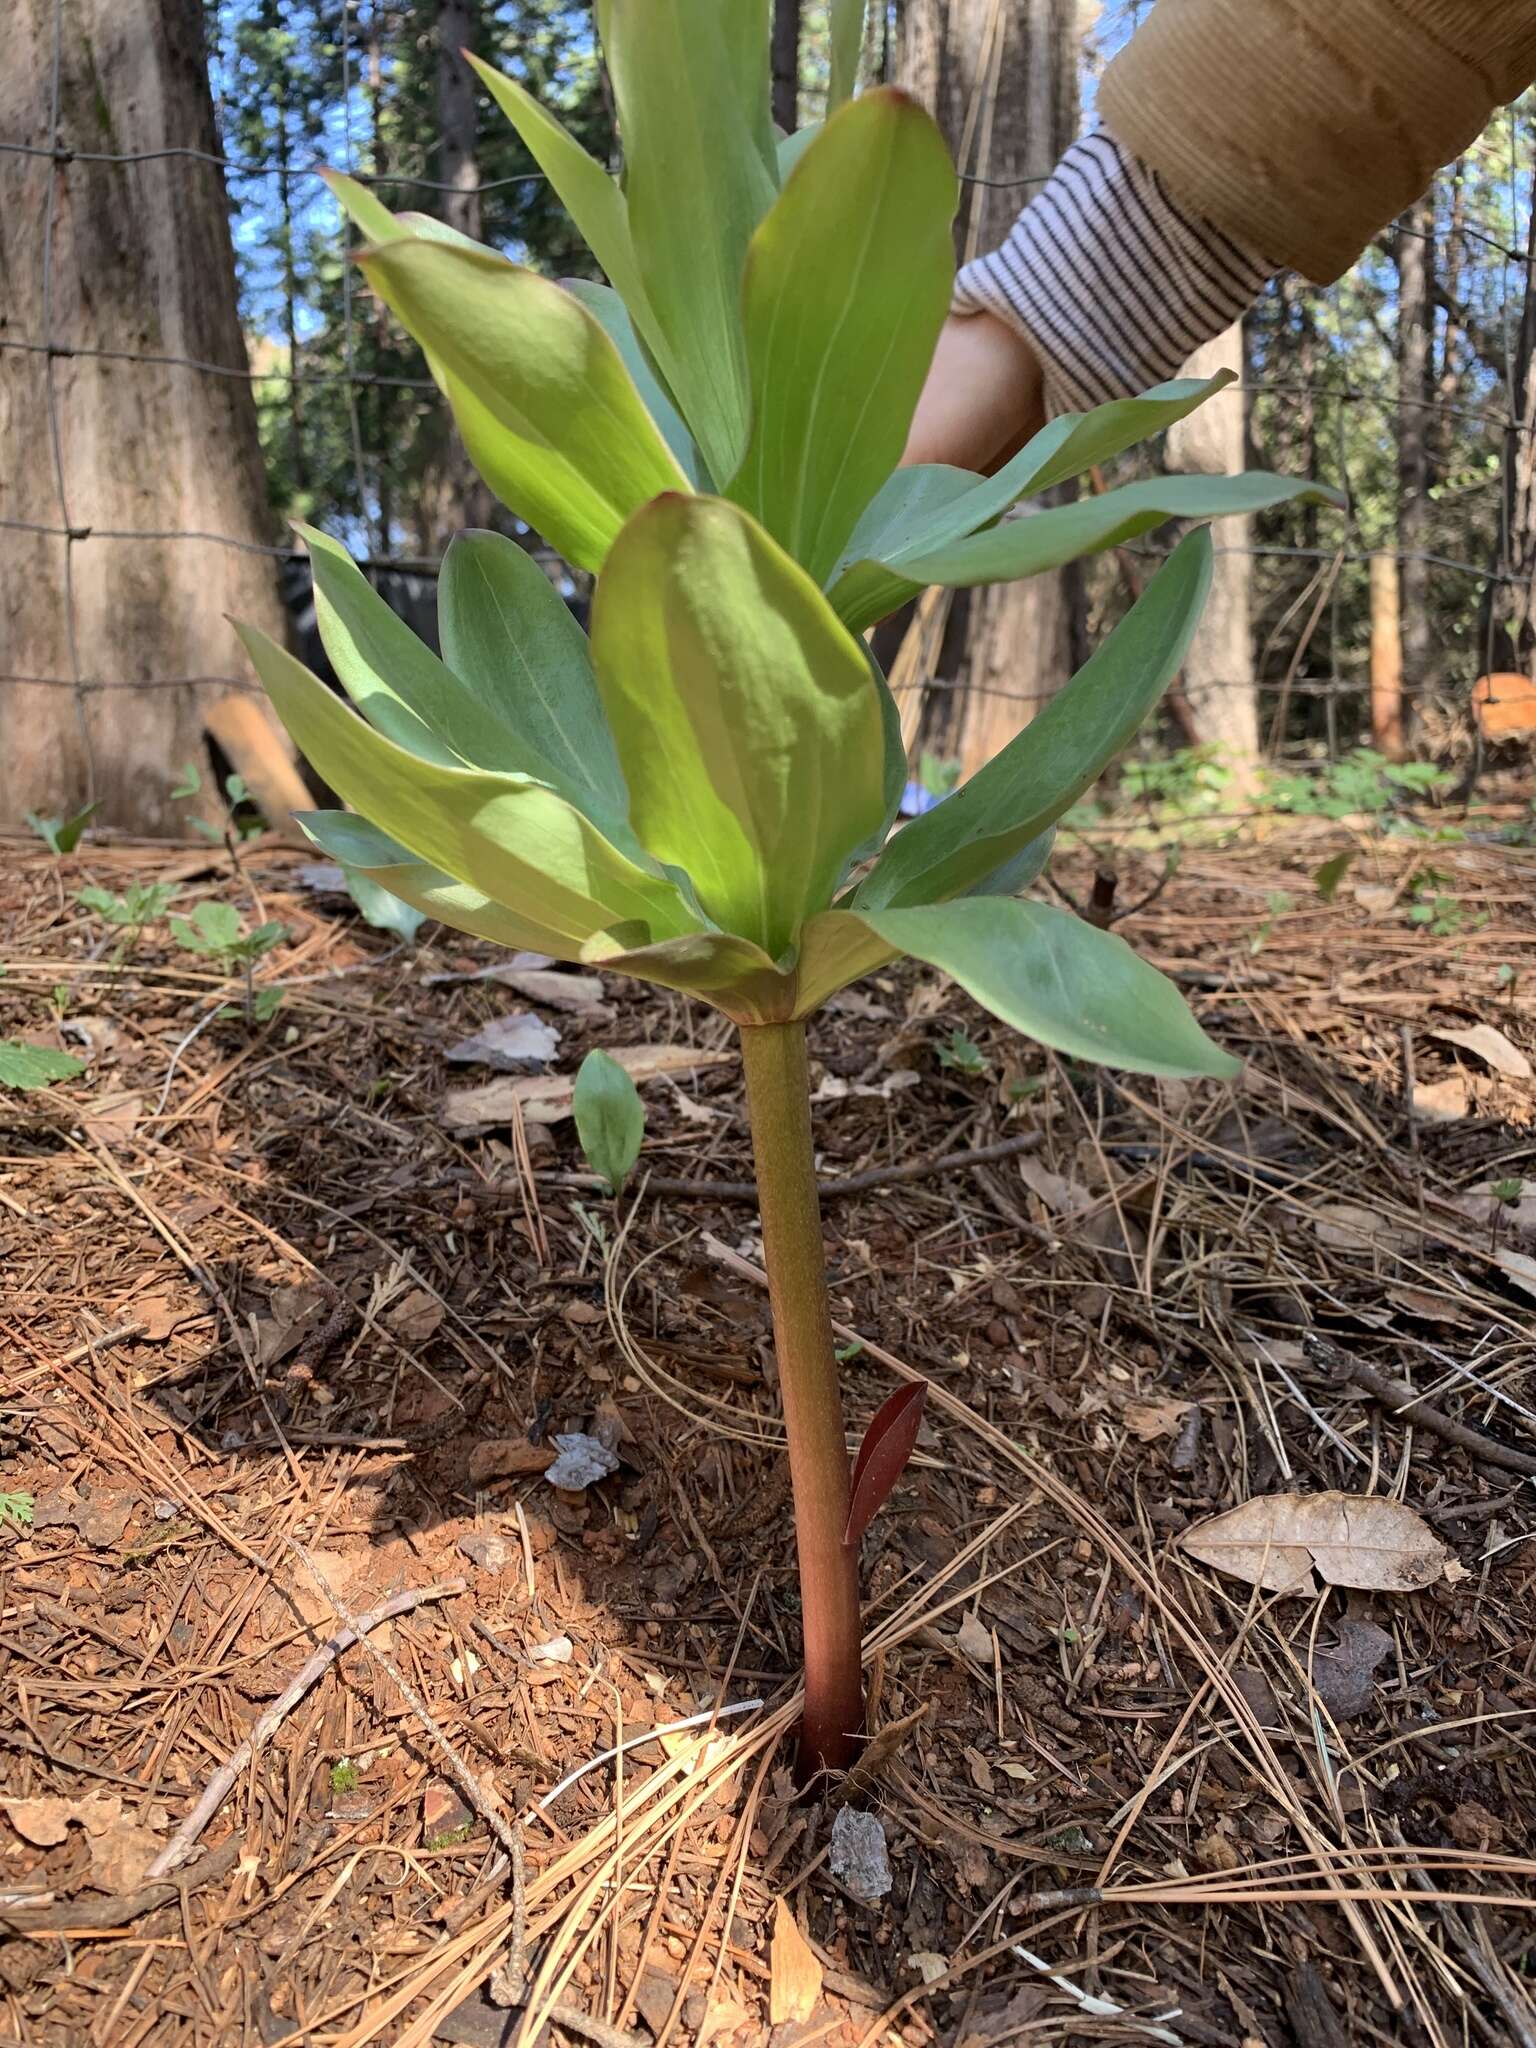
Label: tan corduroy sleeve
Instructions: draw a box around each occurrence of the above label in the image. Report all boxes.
[1100,0,1536,283]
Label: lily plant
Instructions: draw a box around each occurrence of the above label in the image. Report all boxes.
[238,0,1335,1776]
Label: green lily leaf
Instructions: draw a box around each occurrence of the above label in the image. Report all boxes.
[356,236,690,571]
[828,0,866,111]
[730,89,956,585]
[861,898,1242,1079]
[590,494,887,957]
[900,473,1344,591]
[463,54,655,328]
[788,908,902,1019]
[438,529,630,823]
[602,0,778,484]
[963,828,1056,899]
[341,866,428,943]
[298,811,584,954]
[573,1049,647,1196]
[857,530,1212,908]
[777,122,821,180]
[580,927,792,1024]
[829,463,981,584]
[238,624,702,949]
[560,280,707,487]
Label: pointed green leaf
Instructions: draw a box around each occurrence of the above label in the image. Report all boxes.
[777,121,821,180]
[602,0,777,483]
[900,473,1343,591]
[962,828,1056,899]
[861,897,1242,1078]
[0,1040,86,1090]
[573,1049,647,1194]
[561,280,707,486]
[357,237,689,571]
[717,0,777,178]
[297,810,585,954]
[580,927,792,1024]
[590,495,886,956]
[237,624,701,949]
[828,0,865,111]
[438,529,629,823]
[830,463,981,585]
[729,90,956,584]
[341,866,428,943]
[463,55,654,322]
[857,531,1213,908]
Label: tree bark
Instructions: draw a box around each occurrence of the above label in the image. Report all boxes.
[901,0,1081,781]
[772,0,800,135]
[1480,195,1536,676]
[1396,196,1435,713]
[414,0,499,554]
[1166,324,1258,781]
[0,0,302,835]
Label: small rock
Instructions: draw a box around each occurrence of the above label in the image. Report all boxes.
[423,1780,475,1840]
[153,1498,179,1522]
[528,1635,573,1664]
[828,1807,891,1901]
[457,1531,513,1573]
[467,1438,555,1484]
[543,1432,621,1492]
[633,1968,680,2036]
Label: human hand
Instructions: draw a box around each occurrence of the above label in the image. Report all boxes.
[902,310,1046,473]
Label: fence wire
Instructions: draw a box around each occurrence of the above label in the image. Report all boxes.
[2,9,1535,823]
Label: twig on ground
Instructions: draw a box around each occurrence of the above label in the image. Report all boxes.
[1304,1334,1536,1479]
[0,1837,243,1933]
[521,1129,1044,1204]
[46,1319,144,1369]
[144,1576,466,1880]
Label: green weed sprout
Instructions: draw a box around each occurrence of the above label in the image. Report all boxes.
[236,0,1336,1776]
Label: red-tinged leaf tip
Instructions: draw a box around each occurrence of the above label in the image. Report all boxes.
[843,1381,927,1550]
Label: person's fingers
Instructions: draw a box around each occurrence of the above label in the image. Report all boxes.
[902,310,1046,472]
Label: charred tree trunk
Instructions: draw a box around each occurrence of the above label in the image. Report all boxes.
[1166,324,1258,780]
[414,0,498,554]
[901,0,1081,781]
[772,0,801,134]
[1396,195,1435,719]
[1480,196,1536,676]
[0,0,302,835]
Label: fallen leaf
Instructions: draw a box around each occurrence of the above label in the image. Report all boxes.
[442,1044,733,1130]
[543,1432,620,1491]
[445,1011,561,1069]
[1311,1204,1419,1256]
[1386,1284,1470,1327]
[1411,1076,1470,1122]
[5,1791,121,1846]
[1448,1799,1504,1851]
[386,1288,445,1343]
[466,1438,555,1484]
[1311,1618,1394,1719]
[1181,1492,1450,1595]
[1352,882,1397,914]
[770,1898,823,2024]
[252,1282,329,1367]
[528,1635,572,1664]
[1430,1023,1532,1081]
[1494,1244,1536,1303]
[87,1821,162,1893]
[952,1612,993,1664]
[81,1088,142,1147]
[908,1951,949,1985]
[965,1746,995,1795]
[1124,1398,1192,1442]
[493,967,609,1014]
[126,1291,202,1341]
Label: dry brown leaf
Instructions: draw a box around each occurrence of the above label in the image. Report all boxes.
[769,1898,823,2024]
[442,1044,733,1130]
[1124,1398,1192,1442]
[387,1287,445,1343]
[1310,1203,1419,1256]
[1430,1023,1532,1080]
[86,1821,161,1893]
[5,1791,123,1846]
[493,967,609,1014]
[1180,1491,1450,1595]
[1411,1075,1470,1122]
[127,1291,202,1341]
[953,1612,993,1664]
[1494,1244,1536,1303]
[81,1088,142,1148]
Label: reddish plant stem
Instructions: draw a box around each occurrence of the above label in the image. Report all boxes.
[739,1019,863,1777]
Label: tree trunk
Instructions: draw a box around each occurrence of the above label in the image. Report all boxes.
[772,0,800,134]
[1481,196,1536,676]
[1396,196,1435,714]
[414,0,499,554]
[0,0,302,835]
[1166,324,1258,781]
[901,0,1081,782]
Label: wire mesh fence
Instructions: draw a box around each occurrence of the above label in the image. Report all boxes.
[2,0,1534,833]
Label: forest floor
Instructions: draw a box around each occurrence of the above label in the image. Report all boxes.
[2,805,1536,2048]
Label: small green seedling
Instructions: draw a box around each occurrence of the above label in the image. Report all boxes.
[170,761,203,800]
[1492,1179,1525,1207]
[936,1027,988,1076]
[242,0,1334,1776]
[0,1491,35,1529]
[26,802,98,856]
[329,1760,361,1795]
[0,1041,86,1091]
[172,902,287,1024]
[78,881,179,927]
[1313,851,1353,902]
[573,1050,646,1196]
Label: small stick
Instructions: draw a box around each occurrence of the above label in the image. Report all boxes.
[518,1129,1045,1205]
[1305,1335,1536,1480]
[144,1576,465,1880]
[46,1320,144,1369]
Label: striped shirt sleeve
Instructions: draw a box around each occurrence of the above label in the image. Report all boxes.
[951,128,1277,417]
